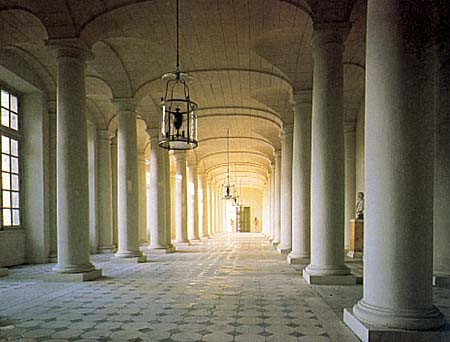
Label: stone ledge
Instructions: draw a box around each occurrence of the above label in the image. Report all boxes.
[110,255,147,263]
[343,308,450,342]
[287,255,310,265]
[303,269,356,285]
[43,269,102,282]
[173,242,191,247]
[347,250,363,259]
[0,268,8,277]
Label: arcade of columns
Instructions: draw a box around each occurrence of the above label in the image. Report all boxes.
[8,1,449,340]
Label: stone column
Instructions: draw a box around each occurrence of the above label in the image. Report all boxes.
[433,42,450,287]
[96,129,115,253]
[344,123,356,252]
[146,129,172,253]
[278,125,293,254]
[163,149,175,250]
[208,181,215,235]
[269,163,275,241]
[199,172,209,239]
[272,150,281,246]
[344,1,446,336]
[48,101,57,262]
[303,25,354,284]
[137,150,148,248]
[111,136,118,248]
[265,174,271,238]
[174,151,189,244]
[187,158,200,241]
[112,98,146,263]
[49,40,101,280]
[288,91,312,264]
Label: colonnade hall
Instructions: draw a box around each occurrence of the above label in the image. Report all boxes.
[0,0,450,341]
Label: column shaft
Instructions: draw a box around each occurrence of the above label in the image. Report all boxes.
[304,26,353,283]
[344,126,356,251]
[48,105,57,262]
[174,151,189,243]
[288,92,312,264]
[52,44,97,275]
[114,99,145,261]
[137,151,148,247]
[433,42,450,284]
[349,0,444,330]
[187,160,200,240]
[278,126,293,253]
[147,129,169,251]
[96,130,114,253]
[272,150,281,245]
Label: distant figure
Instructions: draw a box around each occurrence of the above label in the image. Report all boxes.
[356,192,364,219]
[253,217,259,231]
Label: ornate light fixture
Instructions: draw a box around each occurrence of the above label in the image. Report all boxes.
[222,129,235,200]
[159,0,198,150]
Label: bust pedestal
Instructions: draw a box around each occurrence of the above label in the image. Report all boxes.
[347,219,364,258]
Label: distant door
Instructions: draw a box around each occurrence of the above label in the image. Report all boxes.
[236,206,251,232]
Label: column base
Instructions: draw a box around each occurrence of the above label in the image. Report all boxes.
[343,308,450,342]
[433,275,450,289]
[271,240,280,247]
[174,241,191,246]
[347,250,363,259]
[48,256,57,263]
[200,236,210,240]
[110,255,147,263]
[45,269,102,282]
[277,246,291,254]
[287,253,310,265]
[146,246,175,254]
[97,246,116,254]
[0,268,8,277]
[303,268,356,285]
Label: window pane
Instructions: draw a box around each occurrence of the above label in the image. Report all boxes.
[2,191,10,207]
[10,139,18,156]
[1,90,9,109]
[3,209,11,226]
[11,175,19,191]
[1,108,9,127]
[2,173,10,190]
[1,136,9,154]
[11,192,19,208]
[10,95,17,113]
[2,154,10,172]
[12,209,19,225]
[10,113,18,130]
[11,157,18,173]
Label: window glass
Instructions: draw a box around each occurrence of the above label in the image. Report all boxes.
[3,209,11,226]
[1,90,9,109]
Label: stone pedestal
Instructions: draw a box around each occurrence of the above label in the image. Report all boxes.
[44,269,102,282]
[347,219,364,258]
[110,255,146,263]
[344,309,450,342]
[287,255,309,265]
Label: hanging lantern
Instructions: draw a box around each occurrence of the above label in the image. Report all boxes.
[159,0,198,150]
[222,129,235,200]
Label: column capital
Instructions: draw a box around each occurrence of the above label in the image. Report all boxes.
[312,22,351,51]
[146,128,160,140]
[46,38,94,61]
[112,98,138,113]
[290,90,312,106]
[97,129,114,142]
[274,149,281,160]
[187,158,197,168]
[281,123,294,138]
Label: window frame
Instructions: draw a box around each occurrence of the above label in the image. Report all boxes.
[0,86,22,230]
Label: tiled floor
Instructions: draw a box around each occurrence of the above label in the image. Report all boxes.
[0,233,448,342]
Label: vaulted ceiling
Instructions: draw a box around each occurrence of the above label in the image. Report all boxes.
[0,0,366,192]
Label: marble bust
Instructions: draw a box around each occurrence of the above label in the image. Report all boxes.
[356,192,364,219]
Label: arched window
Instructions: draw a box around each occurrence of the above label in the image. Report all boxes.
[0,88,20,228]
